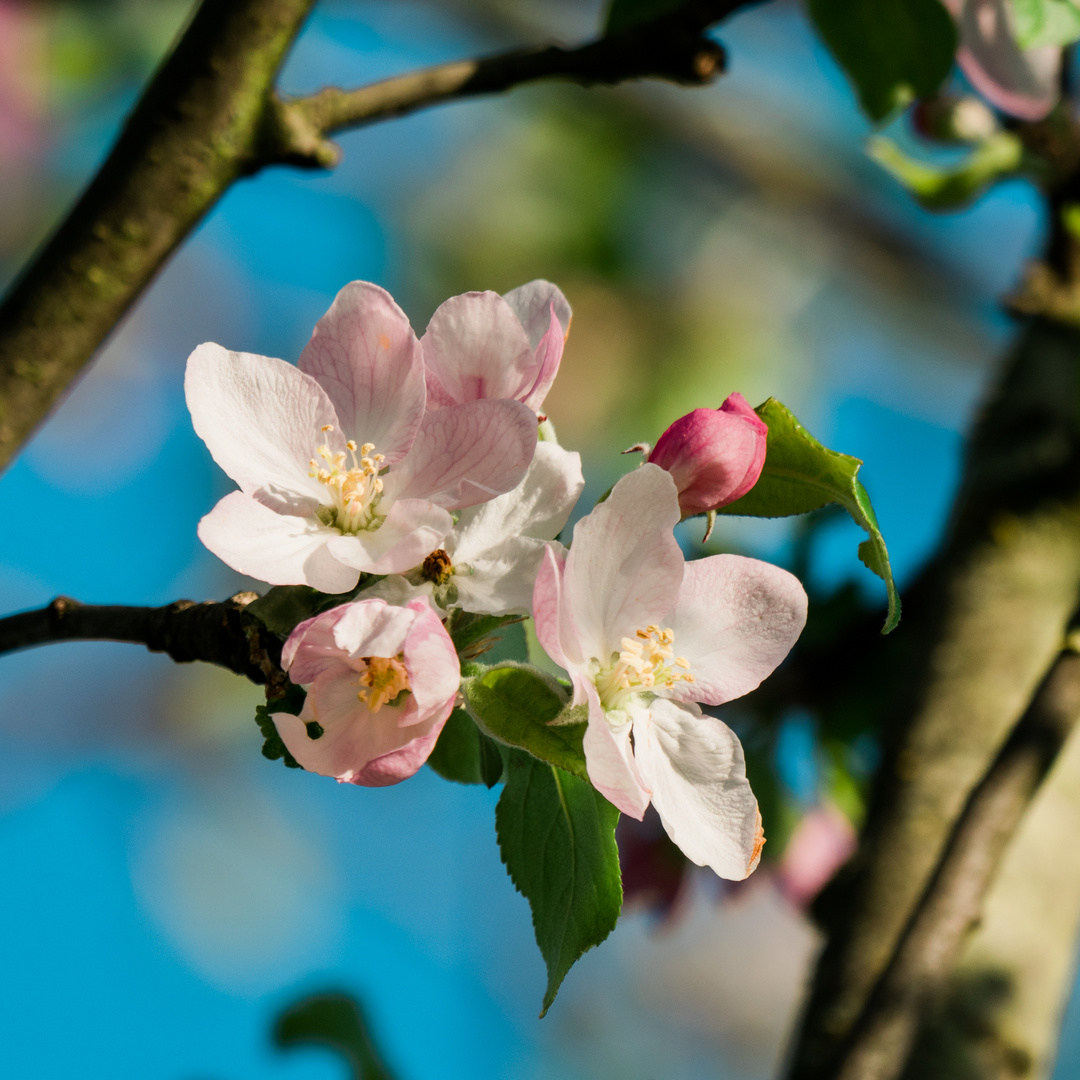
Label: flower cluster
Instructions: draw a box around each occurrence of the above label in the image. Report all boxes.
[186,279,807,881]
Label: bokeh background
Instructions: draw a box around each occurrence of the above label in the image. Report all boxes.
[0,0,1073,1076]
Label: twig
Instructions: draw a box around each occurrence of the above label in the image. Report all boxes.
[0,0,759,475]
[0,594,286,692]
[823,647,1080,1080]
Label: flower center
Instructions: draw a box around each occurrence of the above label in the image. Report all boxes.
[593,625,694,711]
[309,425,385,534]
[420,548,454,585]
[355,654,411,713]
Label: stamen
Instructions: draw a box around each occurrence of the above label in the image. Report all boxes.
[595,625,694,710]
[355,654,411,712]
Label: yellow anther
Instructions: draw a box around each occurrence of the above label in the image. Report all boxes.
[321,424,334,432]
[346,440,357,452]
[360,442,375,456]
[355,654,411,713]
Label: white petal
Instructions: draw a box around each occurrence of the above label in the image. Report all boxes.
[197,491,359,592]
[582,684,650,819]
[668,555,808,707]
[502,280,572,348]
[422,291,536,405]
[451,443,583,558]
[185,342,336,508]
[635,698,762,880]
[324,498,451,576]
[564,463,683,663]
[358,575,435,608]
[298,281,425,464]
[450,535,547,616]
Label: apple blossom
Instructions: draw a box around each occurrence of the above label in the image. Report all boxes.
[646,393,767,518]
[422,280,571,414]
[533,464,807,879]
[361,442,584,616]
[271,598,460,786]
[186,281,538,593]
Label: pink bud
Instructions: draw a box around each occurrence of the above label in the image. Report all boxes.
[646,394,767,518]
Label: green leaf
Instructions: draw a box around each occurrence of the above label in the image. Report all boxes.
[721,398,900,633]
[808,0,957,121]
[254,682,307,769]
[444,609,528,660]
[427,707,504,787]
[496,750,622,1015]
[868,132,1024,209]
[462,664,589,780]
[604,0,683,34]
[1013,0,1080,48]
[275,991,396,1080]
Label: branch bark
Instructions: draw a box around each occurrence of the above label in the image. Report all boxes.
[0,0,759,475]
[825,646,1080,1080]
[0,594,285,690]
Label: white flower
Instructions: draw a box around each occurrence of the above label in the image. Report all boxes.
[533,464,808,879]
[362,442,584,616]
[185,281,538,593]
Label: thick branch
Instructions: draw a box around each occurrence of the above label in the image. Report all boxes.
[826,647,1080,1080]
[0,0,317,473]
[0,595,285,691]
[0,0,759,473]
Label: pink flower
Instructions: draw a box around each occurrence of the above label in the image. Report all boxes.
[646,394,767,518]
[186,281,538,593]
[422,280,571,414]
[272,598,460,787]
[942,0,1061,120]
[533,464,807,879]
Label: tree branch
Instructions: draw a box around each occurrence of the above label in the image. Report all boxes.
[825,646,1080,1080]
[0,594,286,691]
[0,0,760,475]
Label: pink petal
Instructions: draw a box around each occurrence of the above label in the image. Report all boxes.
[564,464,683,663]
[521,306,565,413]
[502,280,572,348]
[328,598,416,660]
[944,0,1061,120]
[421,291,536,407]
[387,399,538,511]
[647,394,767,518]
[634,698,762,879]
[282,603,362,682]
[349,719,451,787]
[323,498,453,576]
[401,599,463,720]
[185,342,338,508]
[667,554,807,707]
[197,492,360,592]
[533,543,572,670]
[298,281,425,465]
[582,685,651,819]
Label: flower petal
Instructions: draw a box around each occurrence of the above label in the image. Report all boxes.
[667,554,807,706]
[185,342,337,509]
[944,0,1060,120]
[349,722,451,787]
[564,463,683,663]
[298,281,425,464]
[533,542,572,670]
[582,686,651,819]
[197,492,359,592]
[521,306,565,413]
[387,399,538,511]
[324,499,453,576]
[450,535,548,616]
[401,598,462,719]
[451,443,583,555]
[422,291,537,407]
[634,698,762,879]
[501,279,572,348]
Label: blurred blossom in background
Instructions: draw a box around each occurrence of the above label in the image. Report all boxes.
[0,0,1073,1077]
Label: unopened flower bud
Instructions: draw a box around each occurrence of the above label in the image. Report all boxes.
[646,393,767,518]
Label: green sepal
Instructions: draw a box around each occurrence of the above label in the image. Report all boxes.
[496,749,622,1016]
[254,682,307,769]
[721,398,900,633]
[427,707,505,787]
[461,663,589,780]
[808,0,957,122]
